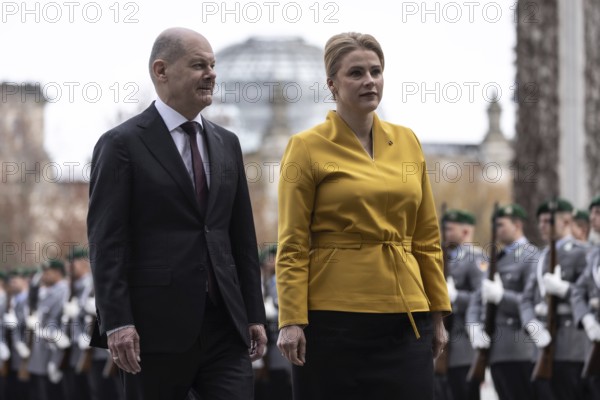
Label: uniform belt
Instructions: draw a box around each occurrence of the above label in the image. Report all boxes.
[556,303,572,315]
[310,232,430,339]
[534,302,572,317]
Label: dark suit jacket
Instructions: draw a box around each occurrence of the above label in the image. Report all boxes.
[87,102,266,353]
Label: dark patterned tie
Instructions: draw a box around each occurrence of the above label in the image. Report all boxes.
[180,121,209,215]
[180,121,218,304]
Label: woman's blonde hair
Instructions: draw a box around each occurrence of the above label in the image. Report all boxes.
[324,32,385,80]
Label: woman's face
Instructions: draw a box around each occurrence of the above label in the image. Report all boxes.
[328,48,383,115]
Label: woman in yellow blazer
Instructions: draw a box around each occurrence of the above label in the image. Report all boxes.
[276,32,451,400]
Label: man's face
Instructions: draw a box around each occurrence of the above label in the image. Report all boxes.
[538,212,569,242]
[571,220,590,242]
[495,217,520,245]
[72,259,90,280]
[42,269,61,286]
[590,206,600,234]
[160,34,216,119]
[444,222,468,246]
[9,276,26,293]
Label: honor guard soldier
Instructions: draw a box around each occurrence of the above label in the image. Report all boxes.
[27,259,70,400]
[68,247,123,400]
[572,209,591,244]
[466,204,538,400]
[443,209,485,400]
[520,198,589,400]
[0,271,10,399]
[62,247,93,399]
[4,268,31,399]
[571,195,600,398]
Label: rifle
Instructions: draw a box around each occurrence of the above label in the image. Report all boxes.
[75,305,95,374]
[18,270,42,381]
[434,202,450,375]
[531,199,558,381]
[101,347,120,378]
[467,202,500,382]
[1,288,13,377]
[58,259,77,371]
[582,269,600,377]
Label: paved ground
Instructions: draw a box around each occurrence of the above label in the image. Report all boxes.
[481,369,499,400]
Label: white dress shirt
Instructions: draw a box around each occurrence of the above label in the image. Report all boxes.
[154,97,211,188]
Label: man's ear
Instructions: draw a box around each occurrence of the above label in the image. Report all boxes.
[152,60,167,82]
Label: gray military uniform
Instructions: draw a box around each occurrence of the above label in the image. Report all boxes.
[520,236,589,362]
[67,273,94,369]
[572,245,600,329]
[27,280,69,375]
[467,239,538,363]
[8,290,28,371]
[448,244,485,368]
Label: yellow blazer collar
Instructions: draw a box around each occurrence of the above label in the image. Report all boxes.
[325,110,394,150]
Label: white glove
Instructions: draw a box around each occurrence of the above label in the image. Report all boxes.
[447,276,458,303]
[84,297,96,315]
[467,324,491,349]
[0,342,10,361]
[582,314,600,342]
[47,362,63,384]
[54,332,71,350]
[42,326,71,349]
[543,265,570,298]
[63,298,80,320]
[3,312,18,329]
[264,296,277,320]
[78,332,91,350]
[15,341,30,359]
[26,314,39,330]
[525,319,552,348]
[534,302,548,317]
[482,273,504,305]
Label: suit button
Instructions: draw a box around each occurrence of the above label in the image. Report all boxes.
[507,318,514,325]
[205,226,210,233]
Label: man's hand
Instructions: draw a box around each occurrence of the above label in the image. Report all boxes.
[525,319,552,349]
[583,314,600,342]
[543,265,570,298]
[482,273,504,305]
[277,325,306,366]
[467,324,491,350]
[108,327,141,374]
[248,324,267,361]
[432,312,448,359]
[446,277,458,303]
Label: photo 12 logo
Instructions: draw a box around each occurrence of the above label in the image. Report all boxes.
[1,2,140,23]
[1,82,140,104]
[400,2,539,24]
[201,2,340,23]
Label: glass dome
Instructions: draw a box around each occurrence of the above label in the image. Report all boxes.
[204,36,334,153]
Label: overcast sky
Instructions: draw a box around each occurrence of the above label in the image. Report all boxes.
[1,0,517,165]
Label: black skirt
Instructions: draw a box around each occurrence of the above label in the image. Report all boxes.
[292,311,434,400]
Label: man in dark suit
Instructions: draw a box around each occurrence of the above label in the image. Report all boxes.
[87,27,267,400]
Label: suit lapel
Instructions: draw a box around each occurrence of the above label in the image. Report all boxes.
[136,103,202,217]
[202,116,224,217]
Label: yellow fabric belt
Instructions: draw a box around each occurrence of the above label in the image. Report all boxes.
[310,232,431,338]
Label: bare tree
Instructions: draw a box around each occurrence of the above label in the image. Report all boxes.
[585,0,600,197]
[514,0,560,244]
